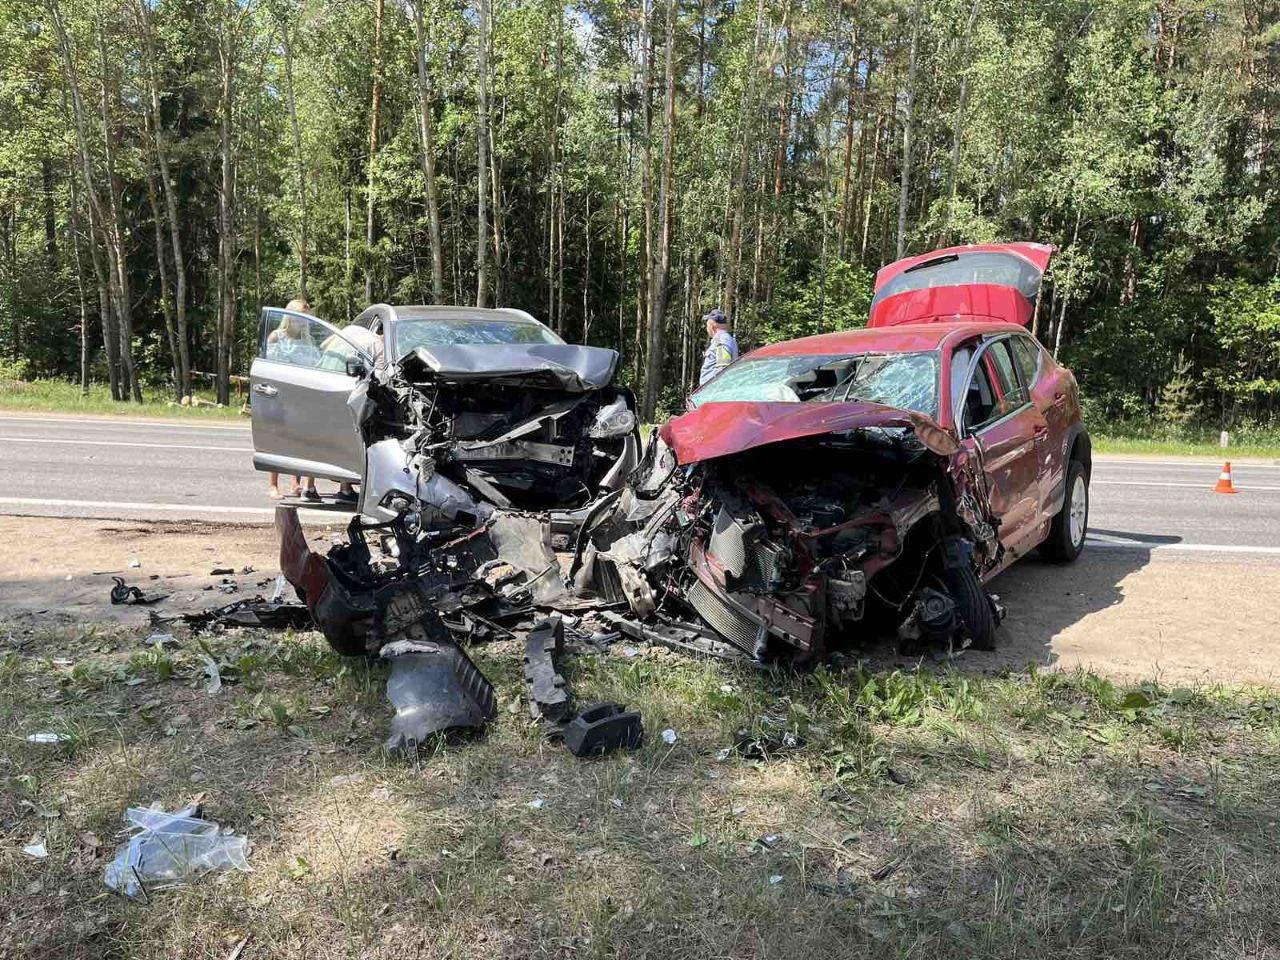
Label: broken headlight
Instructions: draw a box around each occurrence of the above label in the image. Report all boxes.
[588,397,637,439]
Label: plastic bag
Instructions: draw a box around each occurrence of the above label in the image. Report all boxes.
[103,804,251,900]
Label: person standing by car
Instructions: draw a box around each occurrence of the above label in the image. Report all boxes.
[266,298,321,501]
[698,308,739,387]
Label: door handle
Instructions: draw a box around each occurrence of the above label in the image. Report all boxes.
[252,384,278,398]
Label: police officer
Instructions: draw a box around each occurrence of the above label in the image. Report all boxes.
[698,308,739,386]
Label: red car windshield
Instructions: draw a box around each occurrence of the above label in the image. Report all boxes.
[691,351,940,417]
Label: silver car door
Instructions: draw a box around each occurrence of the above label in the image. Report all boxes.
[250,308,371,482]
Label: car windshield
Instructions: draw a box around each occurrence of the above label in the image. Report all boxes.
[391,316,563,359]
[691,351,940,417]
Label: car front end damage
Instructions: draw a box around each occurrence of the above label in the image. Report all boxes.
[276,397,1006,748]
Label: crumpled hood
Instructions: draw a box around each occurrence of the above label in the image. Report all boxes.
[399,343,618,392]
[659,401,957,465]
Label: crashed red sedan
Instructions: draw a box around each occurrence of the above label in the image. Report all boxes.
[589,242,1091,661]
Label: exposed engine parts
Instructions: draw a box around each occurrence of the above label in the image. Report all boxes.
[277,406,1009,755]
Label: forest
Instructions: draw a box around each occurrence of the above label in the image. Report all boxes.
[1,0,1278,426]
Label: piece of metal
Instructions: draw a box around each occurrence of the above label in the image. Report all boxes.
[382,631,497,749]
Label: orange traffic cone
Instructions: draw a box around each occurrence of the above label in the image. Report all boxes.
[1214,461,1238,494]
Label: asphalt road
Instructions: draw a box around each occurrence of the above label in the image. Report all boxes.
[0,412,1278,557]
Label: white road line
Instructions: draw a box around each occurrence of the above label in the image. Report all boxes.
[0,414,249,432]
[1091,479,1280,491]
[1085,536,1280,556]
[1096,457,1280,468]
[0,496,344,521]
[0,436,250,453]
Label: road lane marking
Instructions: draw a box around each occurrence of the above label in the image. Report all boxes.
[0,436,251,453]
[0,496,346,522]
[1091,479,1280,491]
[1085,535,1280,556]
[0,414,249,432]
[1096,457,1280,468]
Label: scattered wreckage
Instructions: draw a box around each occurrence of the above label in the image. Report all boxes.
[267,245,1091,748]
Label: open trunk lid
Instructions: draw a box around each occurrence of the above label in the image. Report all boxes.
[868,242,1053,329]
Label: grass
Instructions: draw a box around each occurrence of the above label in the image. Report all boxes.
[3,618,1279,959]
[1089,421,1280,459]
[0,379,246,420]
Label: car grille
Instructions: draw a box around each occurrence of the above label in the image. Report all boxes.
[687,580,759,657]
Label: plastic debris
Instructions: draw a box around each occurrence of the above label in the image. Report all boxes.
[103,805,251,900]
[527,798,545,810]
[22,839,48,858]
[110,577,168,606]
[200,655,223,694]
[128,559,142,568]
[145,633,178,649]
[269,573,288,603]
[661,728,678,745]
[768,874,784,885]
[26,732,70,745]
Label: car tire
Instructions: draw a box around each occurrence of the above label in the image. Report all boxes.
[945,562,997,651]
[1040,458,1089,564]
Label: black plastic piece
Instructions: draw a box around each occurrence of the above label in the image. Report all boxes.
[523,618,570,722]
[561,701,644,757]
[110,577,167,606]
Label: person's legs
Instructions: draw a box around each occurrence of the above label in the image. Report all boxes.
[290,475,303,497]
[302,476,320,502]
[335,482,358,504]
[268,472,282,499]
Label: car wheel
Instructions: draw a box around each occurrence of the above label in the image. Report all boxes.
[1040,458,1089,563]
[944,562,997,651]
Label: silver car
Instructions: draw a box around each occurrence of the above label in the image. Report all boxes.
[250,304,642,520]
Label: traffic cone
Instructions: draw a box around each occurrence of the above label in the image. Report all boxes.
[1214,461,1238,494]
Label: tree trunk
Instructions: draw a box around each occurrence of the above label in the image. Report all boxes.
[643,0,676,420]
[474,0,490,306]
[896,2,921,260]
[281,18,310,301]
[412,0,444,301]
[67,175,90,395]
[137,0,190,396]
[96,9,140,402]
[365,0,386,303]
[941,0,981,245]
[215,0,237,406]
[144,148,180,396]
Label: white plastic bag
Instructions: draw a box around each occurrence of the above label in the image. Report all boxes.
[103,805,251,900]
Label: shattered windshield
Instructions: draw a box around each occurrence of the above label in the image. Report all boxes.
[691,351,940,417]
[391,317,563,359]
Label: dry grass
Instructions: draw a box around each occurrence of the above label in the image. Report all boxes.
[2,618,1279,960]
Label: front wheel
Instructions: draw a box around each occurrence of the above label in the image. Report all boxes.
[944,562,997,651]
[1040,459,1089,563]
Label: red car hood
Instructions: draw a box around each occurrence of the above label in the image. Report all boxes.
[659,401,957,465]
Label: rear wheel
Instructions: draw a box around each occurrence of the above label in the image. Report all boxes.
[944,562,997,651]
[1040,459,1089,563]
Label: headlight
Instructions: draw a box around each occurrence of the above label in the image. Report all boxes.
[379,491,417,513]
[588,397,637,439]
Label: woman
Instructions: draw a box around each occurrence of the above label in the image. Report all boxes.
[266,298,321,501]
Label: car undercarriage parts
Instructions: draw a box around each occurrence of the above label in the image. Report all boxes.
[560,702,644,757]
[150,597,312,632]
[523,618,570,722]
[382,631,497,749]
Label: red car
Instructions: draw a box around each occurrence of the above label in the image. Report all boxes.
[602,242,1091,660]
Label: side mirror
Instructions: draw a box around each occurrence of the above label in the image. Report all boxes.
[345,355,370,379]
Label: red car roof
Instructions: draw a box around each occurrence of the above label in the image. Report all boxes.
[747,320,1026,358]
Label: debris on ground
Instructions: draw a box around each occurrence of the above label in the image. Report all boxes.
[22,838,48,858]
[150,596,311,632]
[102,804,251,901]
[382,636,497,749]
[109,577,167,606]
[25,732,70,745]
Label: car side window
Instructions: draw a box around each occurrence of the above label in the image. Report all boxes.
[965,340,1029,432]
[1010,335,1043,389]
[260,310,358,373]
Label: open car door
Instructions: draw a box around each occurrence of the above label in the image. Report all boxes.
[250,307,373,483]
[868,243,1054,329]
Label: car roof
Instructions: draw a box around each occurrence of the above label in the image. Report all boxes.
[747,321,1030,358]
[383,305,542,325]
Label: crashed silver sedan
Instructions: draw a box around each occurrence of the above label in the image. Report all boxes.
[250,304,641,520]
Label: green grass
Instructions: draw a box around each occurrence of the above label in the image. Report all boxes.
[3,618,1279,959]
[1089,420,1280,459]
[0,378,246,420]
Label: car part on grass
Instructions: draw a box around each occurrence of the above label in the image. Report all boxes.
[103,805,251,902]
[523,618,570,722]
[109,577,167,606]
[560,702,644,757]
[150,596,313,632]
[382,633,497,749]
